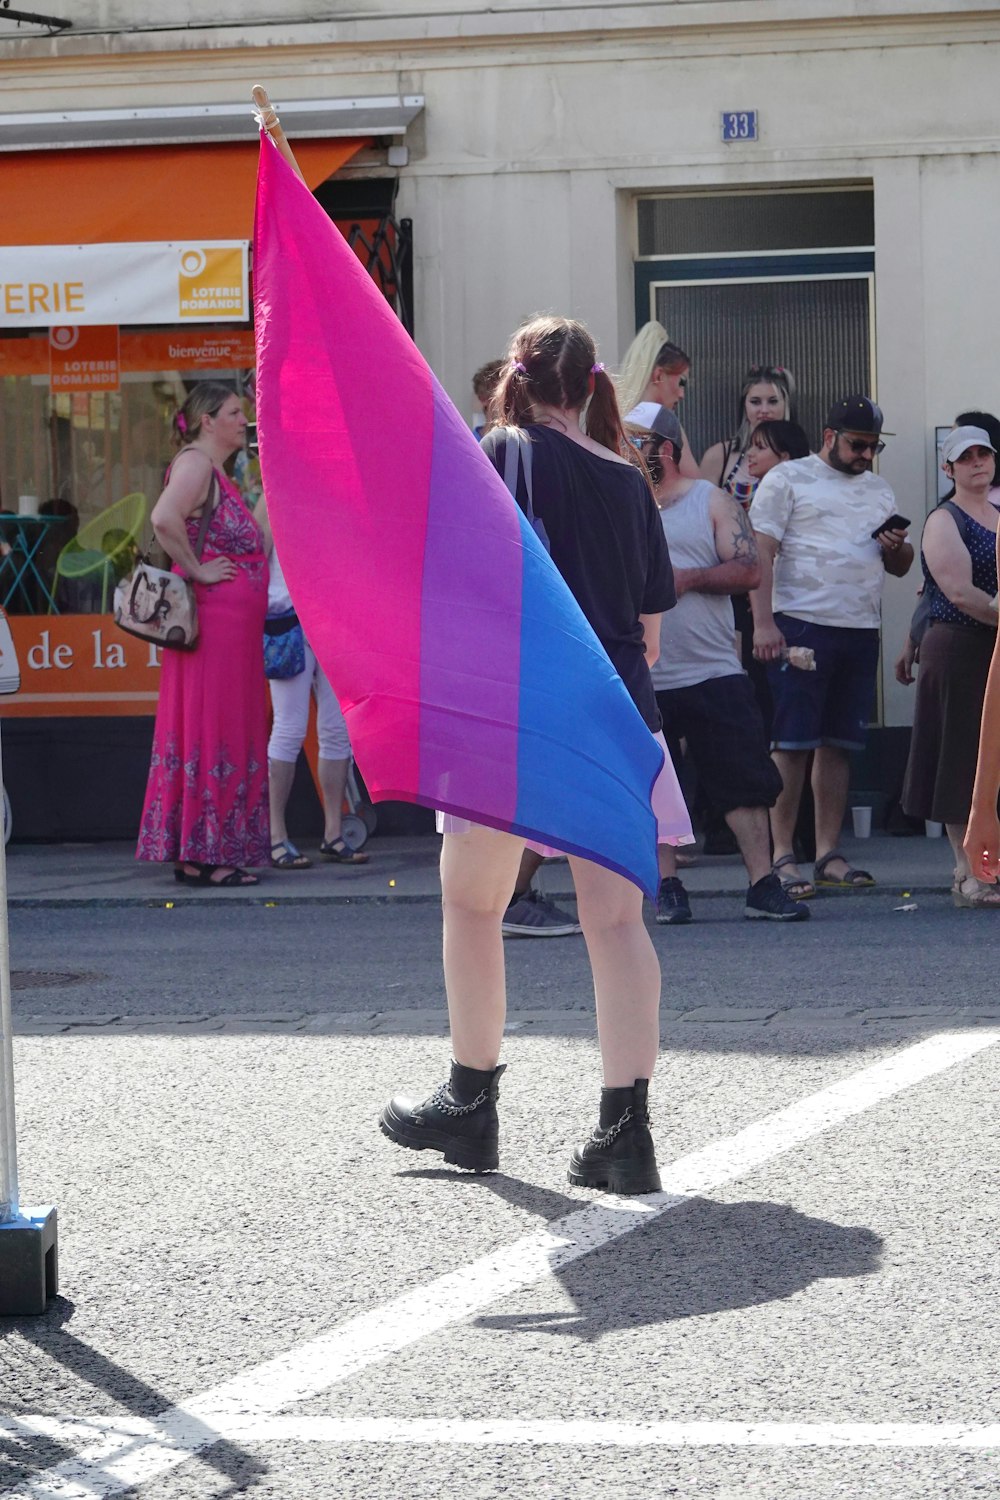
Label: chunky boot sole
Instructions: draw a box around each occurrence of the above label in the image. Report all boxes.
[378,1100,499,1173]
[567,1153,662,1196]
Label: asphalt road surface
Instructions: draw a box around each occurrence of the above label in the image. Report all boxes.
[2,894,999,1498]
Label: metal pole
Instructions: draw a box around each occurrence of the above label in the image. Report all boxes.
[0,716,18,1223]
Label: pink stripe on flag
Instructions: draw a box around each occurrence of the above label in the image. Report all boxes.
[253,137,435,803]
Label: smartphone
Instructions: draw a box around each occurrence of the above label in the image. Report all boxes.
[872,513,910,539]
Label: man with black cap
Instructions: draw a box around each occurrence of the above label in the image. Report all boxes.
[630,404,809,924]
[749,395,913,896]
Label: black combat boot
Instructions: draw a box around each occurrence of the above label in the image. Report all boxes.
[379,1060,505,1173]
[568,1078,661,1196]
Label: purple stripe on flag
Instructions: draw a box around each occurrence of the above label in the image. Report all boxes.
[418,382,522,823]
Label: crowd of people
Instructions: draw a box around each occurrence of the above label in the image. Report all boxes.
[130,327,1000,1190]
[134,339,1000,915]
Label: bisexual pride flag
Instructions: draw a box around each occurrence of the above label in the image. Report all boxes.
[253,135,664,895]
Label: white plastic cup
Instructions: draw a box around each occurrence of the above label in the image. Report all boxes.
[17,495,39,518]
[851,806,872,838]
[925,819,943,838]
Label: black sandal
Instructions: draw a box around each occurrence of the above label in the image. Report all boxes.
[174,863,259,887]
[208,866,260,887]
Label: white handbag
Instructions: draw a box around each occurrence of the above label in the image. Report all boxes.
[113,475,217,652]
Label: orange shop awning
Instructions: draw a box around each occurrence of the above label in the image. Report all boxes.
[0,139,368,246]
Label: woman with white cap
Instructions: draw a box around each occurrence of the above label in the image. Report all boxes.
[901,426,1000,906]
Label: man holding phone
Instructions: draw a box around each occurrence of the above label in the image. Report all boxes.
[748,396,913,896]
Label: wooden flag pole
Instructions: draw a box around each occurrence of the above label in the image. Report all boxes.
[252,86,305,183]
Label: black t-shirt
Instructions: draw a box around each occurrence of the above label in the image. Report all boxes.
[481,424,674,731]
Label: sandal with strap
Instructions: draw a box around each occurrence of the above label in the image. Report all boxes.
[271,840,312,870]
[771,852,815,901]
[207,866,260,887]
[318,837,370,865]
[952,875,1000,908]
[174,863,260,887]
[814,849,875,889]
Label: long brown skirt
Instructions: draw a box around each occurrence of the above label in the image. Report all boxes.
[901,620,997,824]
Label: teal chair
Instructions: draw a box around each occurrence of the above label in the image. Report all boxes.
[51,493,147,613]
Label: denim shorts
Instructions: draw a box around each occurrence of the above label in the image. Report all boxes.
[766,614,879,752]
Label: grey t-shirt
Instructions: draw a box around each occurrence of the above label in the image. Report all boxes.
[651,480,742,692]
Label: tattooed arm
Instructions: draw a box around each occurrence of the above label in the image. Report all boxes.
[671,488,761,598]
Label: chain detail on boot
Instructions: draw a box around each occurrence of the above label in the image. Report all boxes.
[586,1105,636,1149]
[568,1079,661,1196]
[379,1063,504,1173]
[425,1082,489,1117]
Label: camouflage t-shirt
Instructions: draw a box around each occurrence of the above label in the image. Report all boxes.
[749,454,896,628]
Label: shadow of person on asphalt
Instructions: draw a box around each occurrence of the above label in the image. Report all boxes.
[397,1170,882,1341]
[0,1296,267,1496]
[476,1195,883,1340]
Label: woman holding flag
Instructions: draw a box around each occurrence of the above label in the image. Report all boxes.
[252,124,690,1197]
[379,317,689,1195]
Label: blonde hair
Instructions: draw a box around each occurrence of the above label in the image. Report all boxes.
[614,321,689,417]
[172,382,235,447]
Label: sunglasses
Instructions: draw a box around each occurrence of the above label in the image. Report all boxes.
[839,433,885,456]
[747,364,787,379]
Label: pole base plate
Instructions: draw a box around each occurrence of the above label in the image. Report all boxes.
[0,1206,58,1315]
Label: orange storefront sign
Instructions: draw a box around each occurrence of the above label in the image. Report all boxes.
[0,328,255,378]
[49,324,120,392]
[2,616,160,719]
[124,329,255,371]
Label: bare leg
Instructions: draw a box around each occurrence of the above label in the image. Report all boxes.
[812,746,851,871]
[724,805,772,885]
[768,749,809,883]
[568,856,661,1086]
[512,847,544,900]
[268,758,296,847]
[947,822,971,884]
[317,755,349,845]
[441,825,525,1069]
[657,843,678,879]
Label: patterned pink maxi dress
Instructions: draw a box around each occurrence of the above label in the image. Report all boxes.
[136,471,270,868]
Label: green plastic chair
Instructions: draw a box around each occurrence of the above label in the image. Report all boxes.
[51,493,147,614]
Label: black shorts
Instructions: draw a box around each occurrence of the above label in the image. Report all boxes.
[655,674,783,815]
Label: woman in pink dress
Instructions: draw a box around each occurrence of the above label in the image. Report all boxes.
[136,383,270,886]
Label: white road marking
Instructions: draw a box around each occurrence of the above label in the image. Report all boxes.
[8,1029,999,1499]
[4,1416,1000,1450]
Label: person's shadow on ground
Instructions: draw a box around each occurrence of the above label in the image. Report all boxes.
[0,1296,266,1496]
[401,1169,882,1340]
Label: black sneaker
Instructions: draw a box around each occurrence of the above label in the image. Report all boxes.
[568,1079,662,1196]
[379,1063,505,1172]
[656,876,693,925]
[501,888,581,937]
[745,871,811,922]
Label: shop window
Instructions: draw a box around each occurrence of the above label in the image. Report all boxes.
[637,187,874,257]
[0,329,256,615]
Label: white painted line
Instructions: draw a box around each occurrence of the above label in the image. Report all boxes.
[10,1029,999,1499]
[5,1416,1000,1450]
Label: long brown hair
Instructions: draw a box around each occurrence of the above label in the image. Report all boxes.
[487,316,631,457]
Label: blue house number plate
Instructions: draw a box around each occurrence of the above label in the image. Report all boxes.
[722,111,758,142]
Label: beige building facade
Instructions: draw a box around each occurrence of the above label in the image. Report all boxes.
[1,1,998,768]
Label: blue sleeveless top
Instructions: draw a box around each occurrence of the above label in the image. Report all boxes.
[923,504,997,630]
